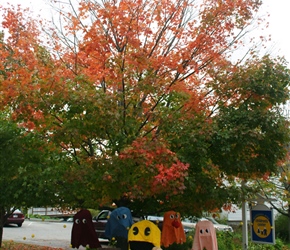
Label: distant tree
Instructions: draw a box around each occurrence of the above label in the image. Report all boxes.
[0,0,289,217]
[0,114,67,247]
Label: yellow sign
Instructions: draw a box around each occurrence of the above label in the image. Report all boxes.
[252,215,271,238]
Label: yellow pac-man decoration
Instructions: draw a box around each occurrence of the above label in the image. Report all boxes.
[128,220,161,249]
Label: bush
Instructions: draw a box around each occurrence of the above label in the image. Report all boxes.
[247,238,284,249]
[275,214,289,242]
[28,214,51,220]
[161,233,193,250]
[216,231,236,250]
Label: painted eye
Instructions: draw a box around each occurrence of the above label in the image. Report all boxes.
[132,226,139,235]
[82,219,87,224]
[144,227,151,236]
[117,215,121,220]
[122,214,127,219]
[75,219,80,224]
[200,229,204,234]
[170,214,174,219]
[205,229,209,233]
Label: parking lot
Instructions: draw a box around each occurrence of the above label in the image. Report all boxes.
[3,220,73,249]
[3,219,110,249]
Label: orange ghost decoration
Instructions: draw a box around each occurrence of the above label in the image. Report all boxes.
[161,210,186,247]
[192,220,218,250]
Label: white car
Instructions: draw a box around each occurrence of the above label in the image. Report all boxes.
[198,217,233,232]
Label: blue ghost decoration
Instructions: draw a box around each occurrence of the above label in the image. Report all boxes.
[104,206,133,239]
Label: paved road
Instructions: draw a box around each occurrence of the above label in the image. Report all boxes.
[3,219,108,249]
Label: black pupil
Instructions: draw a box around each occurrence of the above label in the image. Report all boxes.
[144,227,151,236]
[133,226,139,235]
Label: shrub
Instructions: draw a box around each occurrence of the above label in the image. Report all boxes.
[275,214,289,242]
[216,231,235,250]
[162,233,193,250]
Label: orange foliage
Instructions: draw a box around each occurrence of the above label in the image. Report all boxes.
[0,0,269,209]
[0,0,263,128]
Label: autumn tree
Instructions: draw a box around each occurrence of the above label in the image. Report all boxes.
[0,0,289,216]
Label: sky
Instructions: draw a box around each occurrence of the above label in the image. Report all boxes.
[261,0,290,62]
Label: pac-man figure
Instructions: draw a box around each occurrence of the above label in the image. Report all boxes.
[128,220,162,250]
[192,220,218,250]
[71,209,101,249]
[161,210,186,247]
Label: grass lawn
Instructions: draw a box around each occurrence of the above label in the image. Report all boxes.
[1,241,64,249]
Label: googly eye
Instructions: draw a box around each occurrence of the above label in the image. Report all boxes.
[117,215,121,220]
[122,214,127,219]
[82,219,87,224]
[133,226,139,235]
[175,213,180,219]
[75,219,80,224]
[144,227,151,236]
[170,214,174,219]
[206,229,209,233]
[200,229,204,234]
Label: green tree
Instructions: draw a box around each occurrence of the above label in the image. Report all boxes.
[0,115,67,247]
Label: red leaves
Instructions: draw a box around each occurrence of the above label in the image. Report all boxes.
[120,137,189,198]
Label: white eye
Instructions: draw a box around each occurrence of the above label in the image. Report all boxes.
[82,219,87,224]
[175,214,179,219]
[122,214,127,219]
[170,214,174,219]
[75,219,80,224]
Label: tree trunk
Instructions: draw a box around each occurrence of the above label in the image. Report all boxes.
[0,224,3,249]
[288,208,290,243]
[0,209,4,248]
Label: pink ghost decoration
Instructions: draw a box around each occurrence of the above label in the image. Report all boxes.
[192,220,218,250]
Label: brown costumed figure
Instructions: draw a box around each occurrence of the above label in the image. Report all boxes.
[71,209,102,249]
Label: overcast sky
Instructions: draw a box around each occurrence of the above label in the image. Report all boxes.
[261,0,290,62]
[2,0,290,63]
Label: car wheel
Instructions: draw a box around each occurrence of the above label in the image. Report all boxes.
[17,223,22,227]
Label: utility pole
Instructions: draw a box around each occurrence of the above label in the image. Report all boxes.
[242,200,248,250]
[241,181,248,250]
